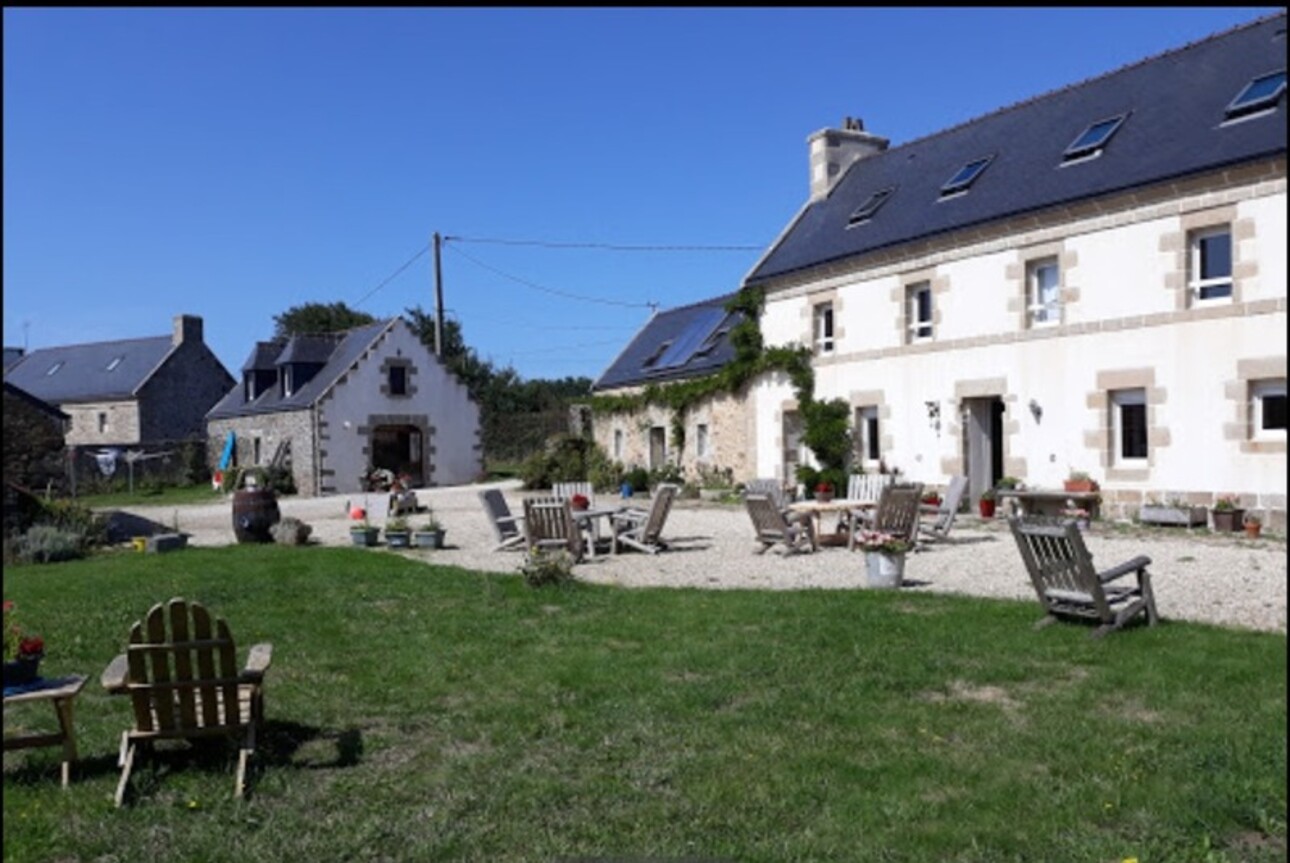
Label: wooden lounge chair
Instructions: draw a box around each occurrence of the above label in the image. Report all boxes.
[523,497,585,563]
[1008,516,1159,638]
[611,483,679,554]
[918,475,969,544]
[479,489,526,551]
[744,478,793,512]
[846,473,893,507]
[100,598,273,807]
[848,482,924,550]
[745,494,815,554]
[552,481,595,508]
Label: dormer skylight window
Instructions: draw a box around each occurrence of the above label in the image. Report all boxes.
[1062,114,1127,162]
[1225,70,1286,120]
[692,328,729,359]
[847,187,895,226]
[940,156,993,197]
[106,356,123,371]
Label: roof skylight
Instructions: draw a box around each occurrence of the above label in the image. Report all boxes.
[847,187,895,225]
[106,356,123,371]
[45,361,64,376]
[1225,70,1286,119]
[1062,114,1127,162]
[641,340,672,369]
[940,156,993,196]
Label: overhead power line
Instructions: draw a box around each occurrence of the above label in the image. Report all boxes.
[353,243,430,307]
[446,234,763,252]
[445,243,655,309]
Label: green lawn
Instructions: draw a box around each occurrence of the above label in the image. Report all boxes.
[72,482,226,510]
[3,546,1285,863]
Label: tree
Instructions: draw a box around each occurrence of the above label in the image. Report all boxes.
[273,302,377,337]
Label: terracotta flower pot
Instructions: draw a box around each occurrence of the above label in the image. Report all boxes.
[1244,522,1262,539]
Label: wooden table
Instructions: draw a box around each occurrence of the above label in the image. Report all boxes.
[572,506,619,557]
[996,489,1101,519]
[3,675,87,787]
[788,499,874,547]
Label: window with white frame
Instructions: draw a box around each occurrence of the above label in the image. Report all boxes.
[1188,227,1233,303]
[855,406,880,463]
[1251,379,1287,440]
[1111,389,1148,464]
[613,429,624,459]
[813,302,834,354]
[696,423,709,459]
[1027,258,1061,327]
[906,282,933,343]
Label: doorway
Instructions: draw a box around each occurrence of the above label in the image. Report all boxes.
[961,397,1005,504]
[648,427,667,470]
[371,424,425,486]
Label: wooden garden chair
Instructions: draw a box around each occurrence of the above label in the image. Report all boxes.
[918,475,969,544]
[479,488,526,551]
[1008,516,1159,638]
[745,494,815,554]
[100,598,273,807]
[848,482,923,550]
[610,483,679,554]
[523,497,585,563]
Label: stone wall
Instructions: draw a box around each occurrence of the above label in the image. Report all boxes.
[208,409,317,495]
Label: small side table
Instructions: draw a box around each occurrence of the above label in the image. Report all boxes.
[3,675,88,787]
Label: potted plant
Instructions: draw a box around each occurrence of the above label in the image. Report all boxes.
[814,481,835,503]
[853,530,913,588]
[1243,512,1263,539]
[1064,470,1099,493]
[384,516,412,549]
[3,601,45,686]
[349,518,380,547]
[569,493,590,512]
[414,513,446,549]
[1211,495,1245,533]
[978,488,997,518]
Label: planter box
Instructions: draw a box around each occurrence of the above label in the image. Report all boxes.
[350,528,380,547]
[414,530,445,549]
[385,531,412,549]
[1211,509,1245,532]
[1139,505,1207,527]
[864,551,906,588]
[1064,480,1099,493]
[146,533,188,554]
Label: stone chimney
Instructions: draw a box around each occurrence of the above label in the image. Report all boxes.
[807,116,889,201]
[173,314,203,347]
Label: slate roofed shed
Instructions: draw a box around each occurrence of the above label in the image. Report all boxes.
[592,294,745,392]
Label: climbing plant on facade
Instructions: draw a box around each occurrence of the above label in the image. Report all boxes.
[589,284,852,482]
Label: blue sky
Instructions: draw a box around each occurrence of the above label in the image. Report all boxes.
[3,7,1279,382]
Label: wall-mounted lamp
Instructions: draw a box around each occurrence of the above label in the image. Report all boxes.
[925,400,941,434]
[1029,399,1043,422]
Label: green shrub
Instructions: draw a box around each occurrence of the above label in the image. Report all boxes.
[15,525,85,564]
[623,466,651,494]
[37,498,106,548]
[519,434,614,491]
[518,548,575,588]
[648,463,684,487]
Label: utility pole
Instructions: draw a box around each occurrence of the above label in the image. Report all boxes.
[433,231,444,356]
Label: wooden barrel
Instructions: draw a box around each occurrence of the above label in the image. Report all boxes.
[232,488,280,543]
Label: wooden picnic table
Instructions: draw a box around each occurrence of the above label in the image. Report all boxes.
[788,499,875,547]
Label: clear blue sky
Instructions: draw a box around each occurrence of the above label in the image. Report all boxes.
[3,7,1279,383]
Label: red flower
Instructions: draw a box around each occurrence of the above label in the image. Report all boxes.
[570,494,590,510]
[18,636,44,660]
[815,482,833,493]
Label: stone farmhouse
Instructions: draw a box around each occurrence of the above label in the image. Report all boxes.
[3,314,234,451]
[206,316,481,497]
[590,294,748,480]
[592,14,1287,528]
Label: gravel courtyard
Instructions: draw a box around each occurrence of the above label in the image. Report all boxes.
[110,480,1287,635]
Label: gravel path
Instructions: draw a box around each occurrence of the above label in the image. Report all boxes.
[110,480,1287,635]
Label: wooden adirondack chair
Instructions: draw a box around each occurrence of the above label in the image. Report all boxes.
[100,598,273,807]
[479,488,526,551]
[611,483,678,554]
[1008,516,1159,638]
[849,482,924,550]
[523,497,585,562]
[744,478,793,512]
[918,475,969,543]
[745,494,815,554]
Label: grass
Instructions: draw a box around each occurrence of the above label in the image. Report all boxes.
[3,545,1286,863]
[72,483,226,510]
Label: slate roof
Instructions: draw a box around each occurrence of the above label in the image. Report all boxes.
[592,294,744,392]
[3,336,175,403]
[241,340,288,372]
[3,348,25,371]
[207,319,396,419]
[746,13,1287,286]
